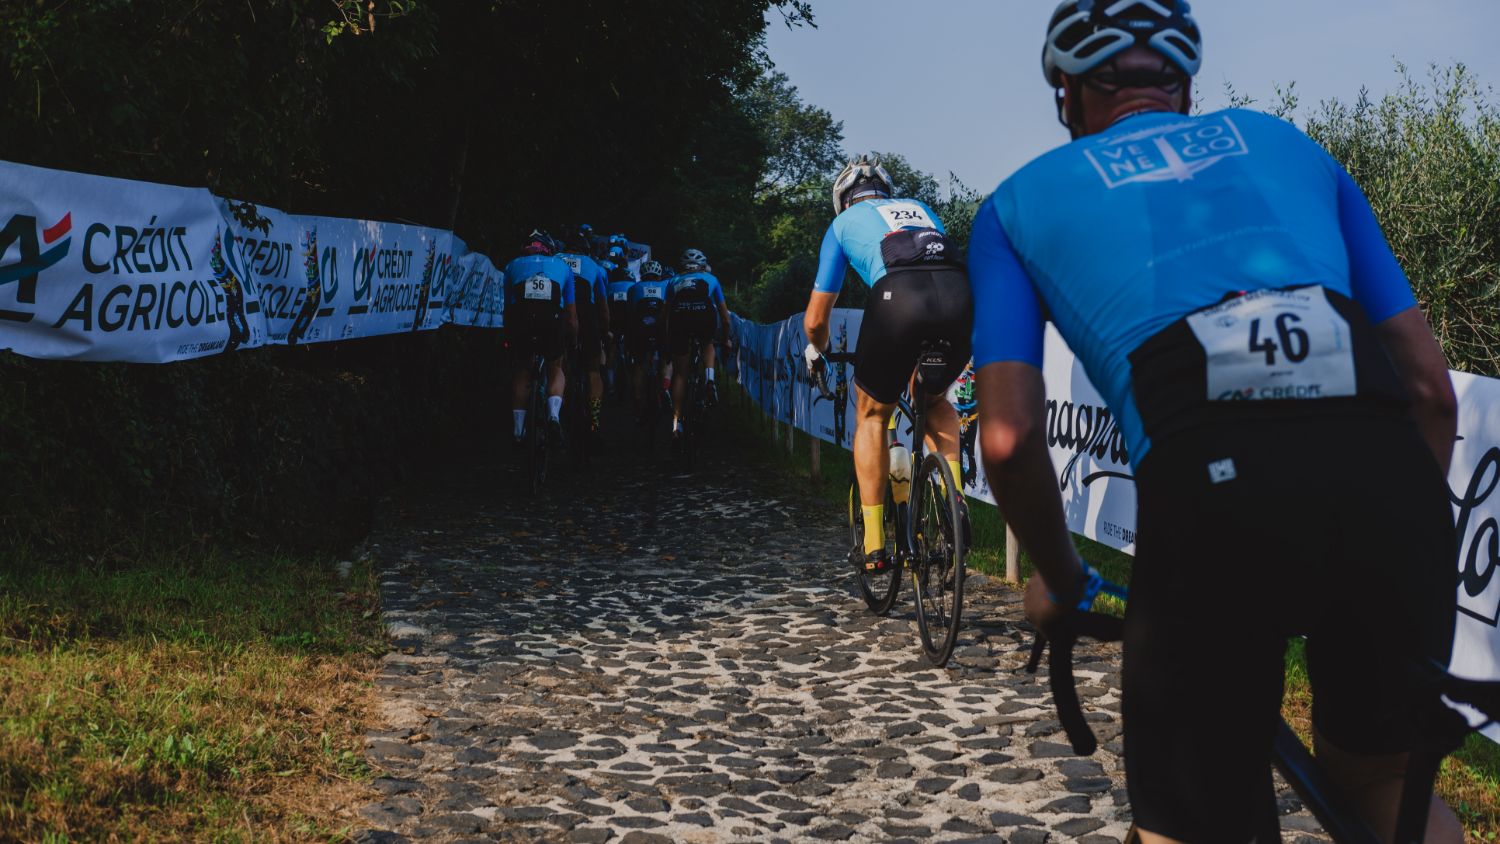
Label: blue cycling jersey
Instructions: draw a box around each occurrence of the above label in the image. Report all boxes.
[607,279,635,306]
[502,254,574,309]
[968,108,1417,467]
[627,278,668,307]
[558,252,608,303]
[813,197,948,293]
[668,271,725,305]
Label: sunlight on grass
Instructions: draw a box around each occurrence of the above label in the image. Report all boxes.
[0,550,384,841]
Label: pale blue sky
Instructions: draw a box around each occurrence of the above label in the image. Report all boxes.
[765,0,1499,193]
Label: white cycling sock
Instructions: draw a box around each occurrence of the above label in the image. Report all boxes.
[512,410,526,438]
[548,396,563,421]
[673,418,683,433]
[705,367,715,381]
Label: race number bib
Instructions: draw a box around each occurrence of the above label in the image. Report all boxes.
[611,291,628,302]
[562,256,582,274]
[1185,286,1357,401]
[877,201,936,231]
[642,284,664,299]
[523,275,553,301]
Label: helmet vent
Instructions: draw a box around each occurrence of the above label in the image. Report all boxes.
[1054,19,1095,52]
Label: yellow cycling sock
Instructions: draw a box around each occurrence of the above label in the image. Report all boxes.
[862,504,885,554]
[947,458,964,493]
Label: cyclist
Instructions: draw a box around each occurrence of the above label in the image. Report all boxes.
[802,155,973,574]
[626,260,672,423]
[968,2,1461,840]
[667,248,733,432]
[502,230,577,451]
[604,255,641,399]
[558,232,611,434]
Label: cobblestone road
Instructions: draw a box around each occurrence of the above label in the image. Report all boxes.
[356,413,1329,843]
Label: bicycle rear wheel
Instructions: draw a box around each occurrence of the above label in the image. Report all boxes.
[849,471,902,615]
[911,453,966,666]
[528,368,548,494]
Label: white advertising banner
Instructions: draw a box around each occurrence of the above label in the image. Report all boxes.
[1448,371,1500,711]
[0,159,513,358]
[0,161,265,361]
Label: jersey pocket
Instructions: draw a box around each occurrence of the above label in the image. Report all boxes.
[880,228,960,271]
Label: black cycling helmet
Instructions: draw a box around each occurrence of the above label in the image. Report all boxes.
[523,229,557,256]
[1043,0,1202,137]
[1043,0,1202,87]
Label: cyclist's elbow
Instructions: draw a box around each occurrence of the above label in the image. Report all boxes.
[979,417,1038,467]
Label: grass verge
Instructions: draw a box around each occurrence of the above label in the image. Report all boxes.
[724,378,1498,836]
[0,548,384,842]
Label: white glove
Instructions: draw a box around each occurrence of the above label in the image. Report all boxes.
[804,342,826,377]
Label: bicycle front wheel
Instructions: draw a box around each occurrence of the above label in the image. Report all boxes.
[911,453,966,666]
[849,471,901,615]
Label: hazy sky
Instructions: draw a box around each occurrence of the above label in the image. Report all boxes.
[764,0,1498,194]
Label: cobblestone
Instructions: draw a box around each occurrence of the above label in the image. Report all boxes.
[355,420,1327,842]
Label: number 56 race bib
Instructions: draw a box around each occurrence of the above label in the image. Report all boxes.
[1185,286,1357,402]
[523,275,554,301]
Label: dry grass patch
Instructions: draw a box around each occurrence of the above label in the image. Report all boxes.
[0,550,384,842]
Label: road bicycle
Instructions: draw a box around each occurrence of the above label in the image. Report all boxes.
[564,345,595,472]
[523,352,551,494]
[1030,573,1500,843]
[814,342,968,666]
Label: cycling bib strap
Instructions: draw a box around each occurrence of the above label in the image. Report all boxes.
[1129,284,1408,441]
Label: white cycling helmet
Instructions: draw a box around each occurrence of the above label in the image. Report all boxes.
[1042,0,1202,87]
[680,248,709,272]
[831,155,894,216]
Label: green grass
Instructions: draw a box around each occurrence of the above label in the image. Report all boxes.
[725,378,1498,835]
[0,549,384,842]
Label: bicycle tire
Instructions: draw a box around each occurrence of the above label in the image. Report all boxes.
[528,370,547,494]
[848,470,902,615]
[682,376,701,471]
[911,453,966,666]
[568,360,592,472]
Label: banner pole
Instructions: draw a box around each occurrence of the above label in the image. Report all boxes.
[1005,526,1020,583]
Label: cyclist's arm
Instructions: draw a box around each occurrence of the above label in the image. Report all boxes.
[713,280,732,344]
[969,204,1085,621]
[562,276,578,344]
[1337,168,1458,471]
[806,225,847,351]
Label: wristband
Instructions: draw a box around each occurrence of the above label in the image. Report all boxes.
[1047,563,1103,612]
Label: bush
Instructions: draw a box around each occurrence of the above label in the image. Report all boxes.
[1304,64,1500,375]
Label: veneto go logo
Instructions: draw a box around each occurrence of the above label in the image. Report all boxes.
[1085,114,1250,189]
[0,212,73,322]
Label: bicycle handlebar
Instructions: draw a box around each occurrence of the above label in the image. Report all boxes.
[1026,610,1124,756]
[810,352,856,402]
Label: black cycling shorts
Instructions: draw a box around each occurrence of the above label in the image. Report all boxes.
[506,299,567,362]
[1122,409,1457,839]
[628,312,666,360]
[574,283,602,360]
[853,267,973,404]
[669,308,718,357]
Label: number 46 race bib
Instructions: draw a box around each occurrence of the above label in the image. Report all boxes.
[1185,286,1357,402]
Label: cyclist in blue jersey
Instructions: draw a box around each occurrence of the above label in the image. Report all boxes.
[667,248,733,426]
[503,230,577,450]
[969,2,1461,840]
[626,262,672,423]
[558,232,612,434]
[802,155,973,574]
[605,258,644,399]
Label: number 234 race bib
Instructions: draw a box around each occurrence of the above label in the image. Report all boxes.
[1185,286,1357,402]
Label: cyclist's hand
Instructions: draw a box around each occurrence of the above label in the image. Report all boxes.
[1024,574,1076,639]
[803,342,825,378]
